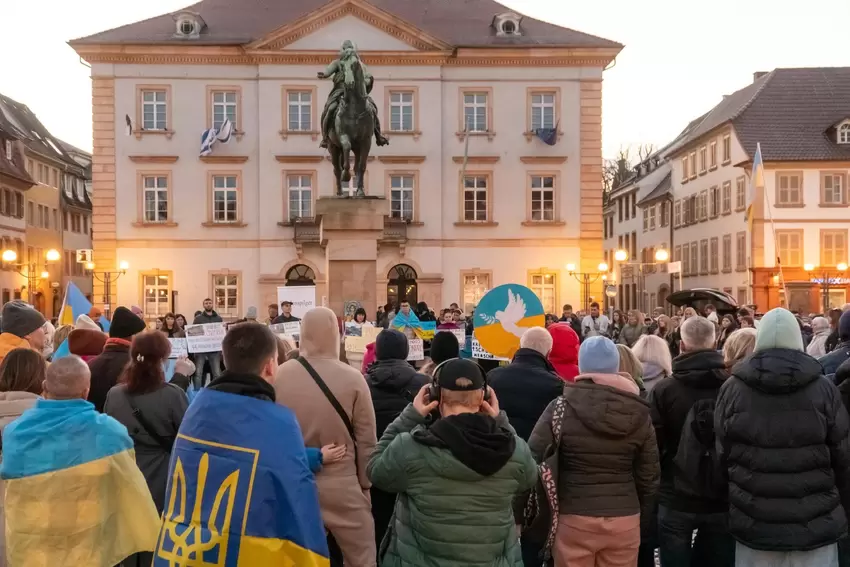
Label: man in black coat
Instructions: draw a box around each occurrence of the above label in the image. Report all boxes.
[716,308,850,565]
[647,316,733,567]
[820,309,850,378]
[558,304,583,341]
[87,306,147,412]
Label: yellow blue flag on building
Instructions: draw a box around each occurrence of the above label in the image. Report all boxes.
[154,388,329,567]
[0,398,161,566]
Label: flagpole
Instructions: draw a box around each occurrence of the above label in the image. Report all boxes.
[762,177,789,306]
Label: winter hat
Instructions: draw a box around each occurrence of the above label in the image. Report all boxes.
[840,310,850,342]
[1,300,46,338]
[376,329,408,361]
[577,336,620,375]
[430,331,460,365]
[435,358,485,391]
[109,306,147,339]
[75,314,101,331]
[754,308,804,352]
[68,328,108,357]
[246,306,258,320]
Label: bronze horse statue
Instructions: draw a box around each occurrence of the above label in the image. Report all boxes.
[327,57,373,197]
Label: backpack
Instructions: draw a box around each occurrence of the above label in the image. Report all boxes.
[673,398,725,500]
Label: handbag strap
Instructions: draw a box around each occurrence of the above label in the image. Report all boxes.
[126,393,174,453]
[297,357,359,466]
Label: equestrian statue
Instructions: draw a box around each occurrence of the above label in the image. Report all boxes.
[318,40,389,197]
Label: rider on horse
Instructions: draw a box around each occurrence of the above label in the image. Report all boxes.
[317,40,389,149]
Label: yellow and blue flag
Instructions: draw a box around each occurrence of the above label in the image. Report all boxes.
[154,388,329,567]
[390,311,437,340]
[0,398,161,566]
[56,281,110,332]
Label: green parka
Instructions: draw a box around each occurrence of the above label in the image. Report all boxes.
[367,404,538,567]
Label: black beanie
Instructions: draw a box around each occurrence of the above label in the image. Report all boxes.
[376,329,408,361]
[109,306,147,339]
[430,331,460,365]
[1,300,45,338]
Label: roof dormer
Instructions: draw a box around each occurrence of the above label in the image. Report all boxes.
[172,10,205,40]
[493,12,522,37]
[836,119,850,145]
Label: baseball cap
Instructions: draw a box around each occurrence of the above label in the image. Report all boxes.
[280,300,293,306]
[435,358,485,391]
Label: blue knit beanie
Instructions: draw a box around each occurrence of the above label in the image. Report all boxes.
[578,336,620,374]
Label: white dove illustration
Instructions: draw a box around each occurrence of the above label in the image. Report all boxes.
[495,289,528,338]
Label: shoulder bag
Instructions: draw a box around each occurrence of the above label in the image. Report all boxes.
[126,394,174,453]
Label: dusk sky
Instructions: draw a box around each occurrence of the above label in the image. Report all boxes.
[3,0,848,158]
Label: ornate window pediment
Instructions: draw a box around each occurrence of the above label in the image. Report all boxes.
[493,12,522,36]
[172,10,205,39]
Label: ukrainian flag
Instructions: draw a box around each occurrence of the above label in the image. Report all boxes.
[0,398,161,567]
[154,388,329,567]
[56,281,110,332]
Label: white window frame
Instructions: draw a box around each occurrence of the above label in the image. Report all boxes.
[674,200,681,227]
[212,175,238,223]
[709,140,717,168]
[142,274,170,317]
[530,175,555,222]
[141,90,167,131]
[287,174,312,221]
[212,274,239,319]
[722,182,732,214]
[699,146,707,173]
[839,123,850,144]
[649,205,656,230]
[690,242,698,276]
[777,173,802,206]
[737,232,749,269]
[143,175,168,223]
[723,235,732,271]
[390,174,415,221]
[722,134,732,164]
[530,93,556,130]
[288,91,312,132]
[642,207,649,231]
[212,91,237,131]
[529,272,557,314]
[463,175,488,222]
[823,174,845,204]
[463,93,488,132]
[389,91,414,132]
[736,178,746,210]
[462,273,491,313]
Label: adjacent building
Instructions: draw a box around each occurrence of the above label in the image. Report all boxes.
[70,0,622,321]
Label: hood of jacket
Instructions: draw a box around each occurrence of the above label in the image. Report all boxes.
[68,328,107,357]
[642,361,668,382]
[547,323,579,381]
[207,371,276,401]
[299,307,340,359]
[733,348,823,394]
[413,412,516,476]
[0,333,31,360]
[366,358,423,390]
[672,349,728,388]
[0,391,39,423]
[836,358,850,386]
[564,375,649,438]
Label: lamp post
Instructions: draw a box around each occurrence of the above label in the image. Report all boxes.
[1,248,61,311]
[565,262,609,311]
[613,248,670,313]
[804,263,848,312]
[85,261,129,319]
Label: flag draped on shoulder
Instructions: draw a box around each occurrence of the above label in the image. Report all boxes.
[390,310,436,340]
[154,388,329,567]
[0,399,161,567]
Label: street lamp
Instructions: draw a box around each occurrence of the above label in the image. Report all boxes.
[566,262,609,310]
[85,261,129,319]
[613,247,671,313]
[804,263,847,312]
[1,248,61,308]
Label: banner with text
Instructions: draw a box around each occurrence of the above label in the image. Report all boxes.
[276,286,316,320]
[407,339,424,361]
[270,321,301,342]
[438,328,467,346]
[185,323,226,354]
[344,326,382,353]
[168,338,188,359]
[471,337,509,361]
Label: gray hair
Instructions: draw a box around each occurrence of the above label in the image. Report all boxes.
[520,327,553,357]
[812,316,830,333]
[680,316,716,351]
[44,356,91,400]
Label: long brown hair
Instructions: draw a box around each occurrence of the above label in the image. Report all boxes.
[0,348,46,395]
[121,330,171,395]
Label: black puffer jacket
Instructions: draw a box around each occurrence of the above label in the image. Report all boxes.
[716,348,850,551]
[366,359,429,438]
[488,348,563,441]
[647,349,728,513]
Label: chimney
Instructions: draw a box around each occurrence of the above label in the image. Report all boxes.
[753,71,768,82]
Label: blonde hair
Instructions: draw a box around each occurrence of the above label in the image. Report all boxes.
[616,344,643,383]
[723,328,757,369]
[632,335,673,377]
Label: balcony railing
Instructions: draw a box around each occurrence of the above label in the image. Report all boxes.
[292,218,320,244]
[382,217,408,243]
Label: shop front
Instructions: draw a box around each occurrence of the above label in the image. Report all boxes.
[752,267,850,314]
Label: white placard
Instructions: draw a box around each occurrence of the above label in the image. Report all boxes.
[439,328,467,346]
[471,337,509,361]
[276,286,316,319]
[667,261,682,274]
[407,338,424,361]
[344,336,370,353]
[185,323,226,354]
[271,321,301,337]
[168,338,188,359]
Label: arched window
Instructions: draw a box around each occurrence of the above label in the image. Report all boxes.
[387,264,418,308]
[839,123,850,144]
[285,264,315,287]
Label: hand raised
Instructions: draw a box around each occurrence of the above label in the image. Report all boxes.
[480,387,500,418]
[413,384,438,417]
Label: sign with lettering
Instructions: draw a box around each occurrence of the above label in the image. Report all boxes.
[471,337,509,361]
[438,327,467,346]
[270,321,301,340]
[276,286,316,319]
[407,339,424,361]
[168,338,188,359]
[184,323,226,354]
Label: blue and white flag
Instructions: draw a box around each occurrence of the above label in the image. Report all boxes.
[199,118,234,156]
[216,118,234,143]
[534,120,559,146]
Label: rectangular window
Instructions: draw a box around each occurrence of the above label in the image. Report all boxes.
[821,230,848,268]
[674,200,681,227]
[27,201,34,225]
[699,146,707,173]
[710,237,719,274]
[722,134,732,164]
[649,205,656,230]
[529,272,557,315]
[462,272,491,314]
[51,169,58,188]
[83,216,88,235]
[52,209,58,232]
[642,208,649,232]
[211,90,238,130]
[776,172,803,206]
[142,273,171,317]
[822,173,847,205]
[530,175,555,222]
[287,91,312,132]
[661,201,669,227]
[737,232,749,270]
[212,273,239,319]
[700,239,709,274]
[212,175,239,223]
[709,186,719,218]
[699,190,708,221]
[389,91,415,132]
[287,174,313,220]
[689,151,697,179]
[690,242,698,276]
[143,175,169,222]
[141,89,168,130]
[618,198,623,223]
[631,231,638,260]
[723,234,732,272]
[530,92,556,130]
[463,175,488,221]
[462,93,488,132]
[735,177,746,210]
[682,156,689,182]
[709,140,717,168]
[390,174,415,221]
[722,181,732,214]
[63,211,68,231]
[682,244,690,276]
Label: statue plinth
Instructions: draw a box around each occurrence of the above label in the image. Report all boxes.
[317,196,389,320]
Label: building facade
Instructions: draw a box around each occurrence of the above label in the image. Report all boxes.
[71,0,621,322]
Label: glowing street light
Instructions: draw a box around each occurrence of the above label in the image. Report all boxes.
[655,249,670,262]
[614,249,629,262]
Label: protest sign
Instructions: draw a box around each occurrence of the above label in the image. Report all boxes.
[271,321,301,342]
[168,338,188,359]
[407,339,424,361]
[185,323,226,354]
[344,336,369,353]
[473,284,545,359]
[471,337,509,361]
[276,286,316,319]
[362,326,381,342]
[439,328,467,346]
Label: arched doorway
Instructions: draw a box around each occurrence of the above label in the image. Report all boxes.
[387,264,417,308]
[658,284,671,314]
[285,264,316,287]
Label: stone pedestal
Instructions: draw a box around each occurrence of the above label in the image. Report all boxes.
[317,196,388,319]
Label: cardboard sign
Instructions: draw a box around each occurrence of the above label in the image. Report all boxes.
[344,336,370,353]
[168,338,188,359]
[362,326,382,342]
[276,286,316,319]
[471,337,509,361]
[270,321,301,337]
[407,339,424,361]
[184,323,226,354]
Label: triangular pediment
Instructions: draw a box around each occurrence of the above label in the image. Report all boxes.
[248,0,453,52]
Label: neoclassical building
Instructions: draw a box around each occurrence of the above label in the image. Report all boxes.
[71,0,621,320]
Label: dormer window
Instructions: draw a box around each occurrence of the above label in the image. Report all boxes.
[839,122,850,144]
[494,12,522,36]
[172,10,205,39]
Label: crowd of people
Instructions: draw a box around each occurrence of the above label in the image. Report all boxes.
[0,294,848,566]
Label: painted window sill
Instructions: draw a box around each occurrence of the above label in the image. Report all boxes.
[386,219,425,227]
[722,268,733,274]
[454,221,499,227]
[279,130,320,141]
[699,170,707,176]
[132,221,179,228]
[735,267,747,272]
[454,131,496,141]
[205,128,244,141]
[523,130,563,142]
[709,165,718,171]
[278,219,319,227]
[818,203,850,208]
[722,160,732,166]
[735,207,746,213]
[201,222,247,228]
[385,130,422,141]
[133,129,174,140]
[521,221,566,227]
[774,203,805,208]
[722,210,732,216]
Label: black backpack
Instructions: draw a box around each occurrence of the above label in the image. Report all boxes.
[673,398,725,500]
